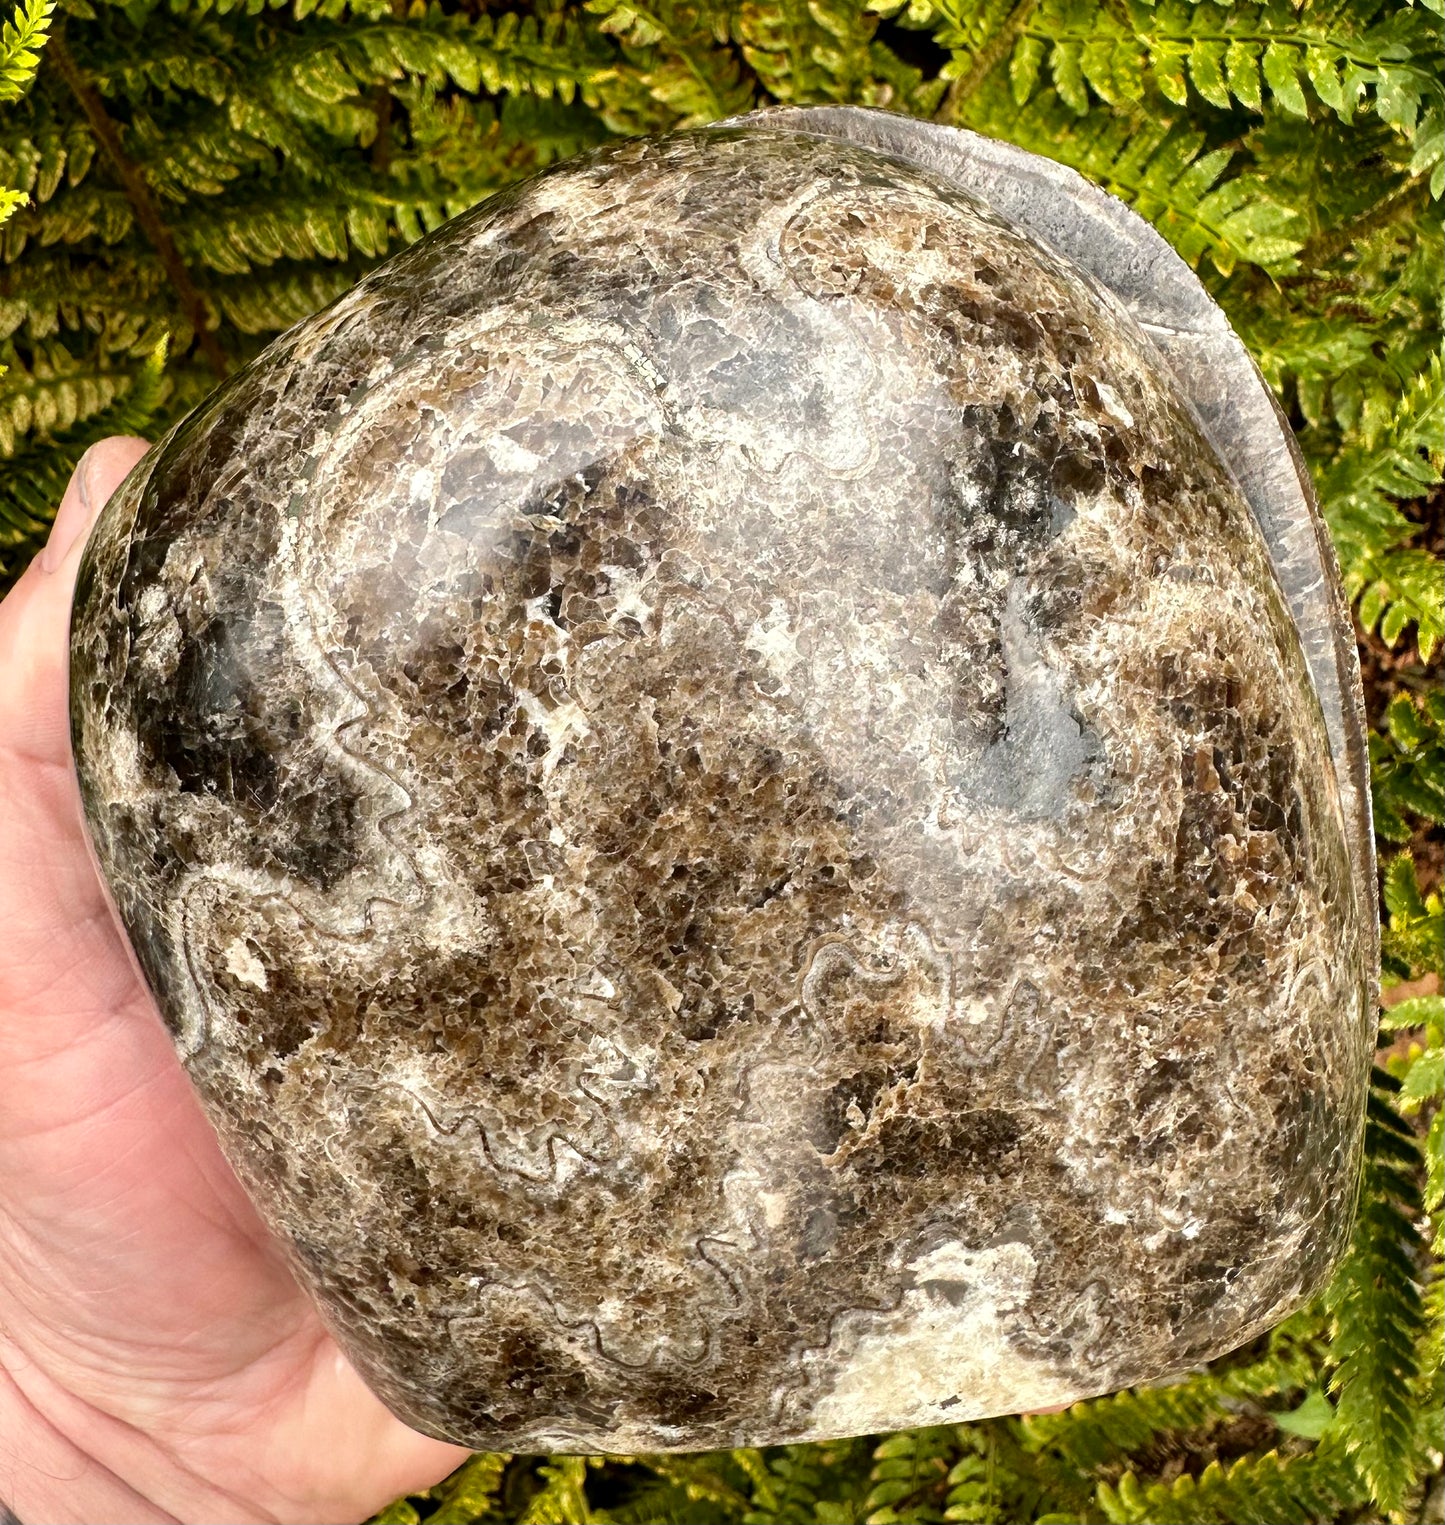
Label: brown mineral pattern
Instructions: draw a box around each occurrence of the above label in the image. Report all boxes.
[70,123,1372,1452]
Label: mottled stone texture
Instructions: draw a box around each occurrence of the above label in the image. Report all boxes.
[71,123,1372,1452]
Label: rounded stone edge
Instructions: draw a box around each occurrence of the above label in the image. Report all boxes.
[61,122,1379,1450]
[726,103,1379,998]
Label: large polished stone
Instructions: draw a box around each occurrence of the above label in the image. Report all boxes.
[70,112,1374,1452]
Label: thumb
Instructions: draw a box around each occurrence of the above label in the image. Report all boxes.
[0,437,150,771]
[40,437,151,576]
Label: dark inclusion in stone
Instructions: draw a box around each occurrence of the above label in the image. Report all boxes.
[71,111,1375,1453]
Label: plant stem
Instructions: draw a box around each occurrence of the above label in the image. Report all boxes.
[48,30,227,380]
[937,0,1040,124]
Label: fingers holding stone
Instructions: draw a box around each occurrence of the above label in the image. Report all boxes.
[0,438,151,775]
[0,437,153,1027]
[40,437,151,575]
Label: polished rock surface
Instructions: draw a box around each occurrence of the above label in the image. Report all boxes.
[71,121,1372,1452]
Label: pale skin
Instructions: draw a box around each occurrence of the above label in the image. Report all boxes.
[0,439,470,1525]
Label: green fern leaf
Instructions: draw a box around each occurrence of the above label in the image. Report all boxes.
[520,1456,606,1525]
[1370,690,1445,841]
[632,1454,749,1519]
[0,0,51,104]
[1321,1073,1431,1515]
[1098,1439,1364,1524]
[941,1430,1003,1523]
[1381,853,1445,982]
[0,334,166,576]
[425,1452,510,1525]
[744,1443,832,1524]
[1014,0,1445,161]
[961,78,1303,274]
[1319,350,1444,658]
[863,1428,959,1524]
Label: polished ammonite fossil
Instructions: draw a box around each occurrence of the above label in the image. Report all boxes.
[70,107,1376,1452]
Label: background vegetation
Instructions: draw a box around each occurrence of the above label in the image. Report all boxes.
[1,0,1440,1517]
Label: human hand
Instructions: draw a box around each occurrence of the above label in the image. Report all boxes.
[0,441,470,1525]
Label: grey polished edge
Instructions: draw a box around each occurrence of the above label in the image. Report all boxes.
[730,105,1379,982]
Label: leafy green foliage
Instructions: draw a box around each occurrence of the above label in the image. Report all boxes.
[423,1452,511,1523]
[0,0,49,109]
[1097,1437,1364,1525]
[1382,852,1444,983]
[0,332,163,571]
[1321,1074,1431,1515]
[940,1440,993,1523]
[1371,690,1445,842]
[1380,989,1443,1258]
[520,1456,602,1522]
[964,76,1305,275]
[0,0,50,357]
[1,0,1439,1517]
[1012,0,1444,184]
[1317,353,1445,658]
[862,1428,958,1521]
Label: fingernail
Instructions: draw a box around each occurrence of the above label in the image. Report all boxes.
[39,445,102,574]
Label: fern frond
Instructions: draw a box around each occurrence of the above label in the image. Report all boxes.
[863,1427,959,1523]
[367,1498,421,1525]
[731,1447,781,1520]
[1358,545,1445,657]
[940,1429,1005,1523]
[587,0,753,127]
[1320,1073,1431,1515]
[0,336,153,453]
[0,115,80,215]
[743,1443,832,1524]
[165,174,439,273]
[1382,853,1445,981]
[1012,1329,1321,1511]
[1012,0,1445,166]
[737,0,894,108]
[623,1483,732,1523]
[1019,1383,1232,1477]
[0,333,165,576]
[1318,350,1445,658]
[0,0,51,106]
[632,1453,750,1519]
[1098,1437,1364,1525]
[1371,691,1445,842]
[962,75,1303,274]
[866,0,1017,110]
[0,0,53,271]
[519,1456,605,1525]
[368,1452,511,1524]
